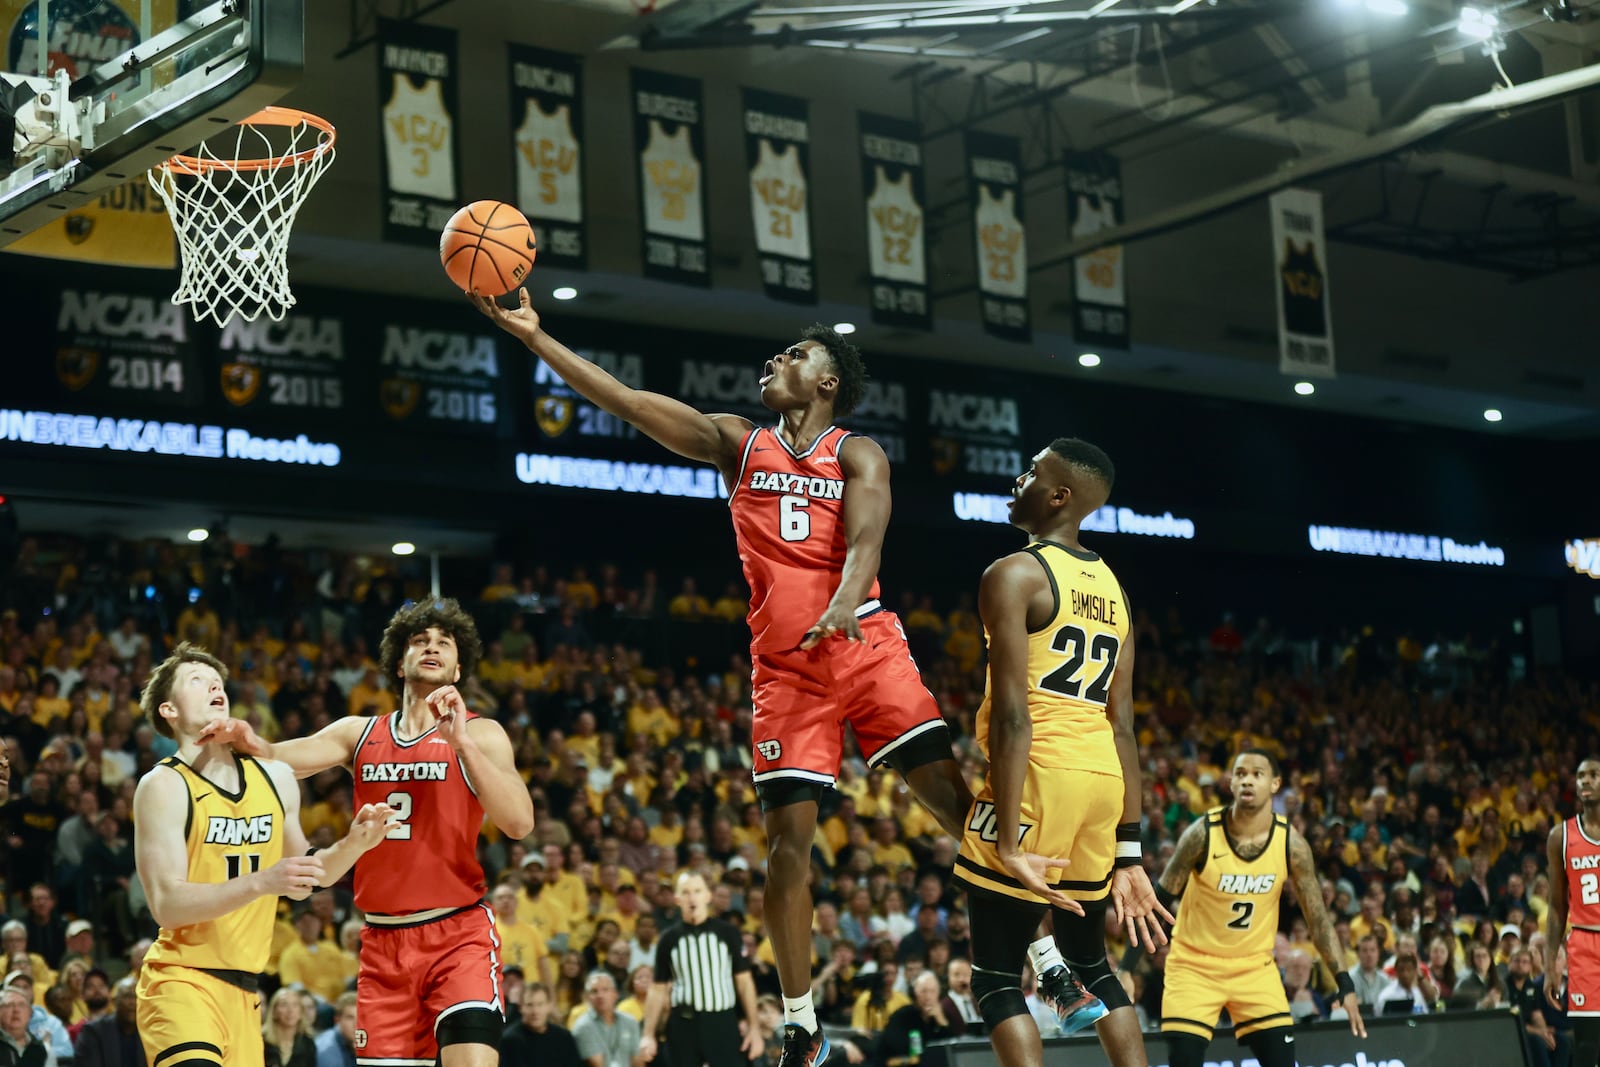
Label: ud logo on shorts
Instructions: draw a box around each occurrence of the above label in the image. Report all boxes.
[536,396,574,437]
[756,740,782,761]
[221,363,262,406]
[55,348,100,391]
[1576,993,1587,1007]
[381,377,421,419]
[353,1029,367,1049]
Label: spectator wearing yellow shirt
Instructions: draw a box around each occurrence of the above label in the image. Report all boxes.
[649,807,685,852]
[870,818,915,873]
[278,909,350,1004]
[542,845,592,926]
[852,962,911,1032]
[174,598,221,650]
[710,582,746,623]
[478,641,517,695]
[492,884,553,986]
[627,690,678,749]
[566,712,603,769]
[517,855,573,957]
[32,676,69,729]
[942,613,981,674]
[566,567,599,612]
[508,642,547,693]
[821,797,859,858]
[667,578,711,620]
[345,665,397,718]
[904,595,944,638]
[481,562,520,602]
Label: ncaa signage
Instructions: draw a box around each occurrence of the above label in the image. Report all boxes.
[1567,538,1600,579]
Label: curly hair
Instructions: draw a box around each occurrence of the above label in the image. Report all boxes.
[140,642,229,739]
[799,324,868,417]
[377,597,484,696]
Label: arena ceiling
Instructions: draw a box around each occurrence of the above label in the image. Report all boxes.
[303,0,1600,439]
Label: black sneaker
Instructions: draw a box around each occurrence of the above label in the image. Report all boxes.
[778,1024,831,1067]
[1036,964,1108,1034]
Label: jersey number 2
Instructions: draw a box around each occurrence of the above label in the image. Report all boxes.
[1583,873,1599,906]
[1039,625,1120,704]
[1227,901,1254,930]
[385,791,414,840]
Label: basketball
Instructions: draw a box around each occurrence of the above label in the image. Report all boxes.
[439,200,537,296]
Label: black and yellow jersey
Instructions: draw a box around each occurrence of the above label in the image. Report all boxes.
[142,754,286,974]
[1169,807,1291,962]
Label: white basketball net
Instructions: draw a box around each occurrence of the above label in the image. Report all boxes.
[148,110,336,326]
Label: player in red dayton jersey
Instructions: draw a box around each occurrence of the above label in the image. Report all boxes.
[1548,756,1600,1067]
[200,599,535,1067]
[474,291,1069,1067]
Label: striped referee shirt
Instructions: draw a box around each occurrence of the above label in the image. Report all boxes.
[654,917,749,1012]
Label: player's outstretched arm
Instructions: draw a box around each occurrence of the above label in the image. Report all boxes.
[1547,824,1569,952]
[471,289,751,468]
[802,436,891,649]
[262,759,393,885]
[197,715,366,779]
[135,766,324,930]
[978,555,1080,914]
[1105,633,1174,948]
[1157,816,1206,901]
[1289,828,1367,1038]
[429,685,536,839]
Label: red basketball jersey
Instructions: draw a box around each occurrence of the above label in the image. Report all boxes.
[351,711,486,915]
[728,425,879,653]
[1565,816,1600,928]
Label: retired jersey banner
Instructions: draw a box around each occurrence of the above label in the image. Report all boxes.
[859,112,929,330]
[1064,150,1129,349]
[742,88,815,305]
[509,45,585,271]
[966,131,1028,342]
[632,68,709,286]
[378,20,462,246]
[1270,187,1335,379]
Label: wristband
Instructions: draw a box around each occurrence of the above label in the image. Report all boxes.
[1115,822,1142,868]
[1336,971,1356,999]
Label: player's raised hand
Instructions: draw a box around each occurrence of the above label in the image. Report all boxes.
[426,685,472,748]
[261,854,324,901]
[801,604,866,650]
[348,803,398,851]
[999,849,1084,915]
[468,287,542,342]
[1111,865,1176,950]
[196,717,271,757]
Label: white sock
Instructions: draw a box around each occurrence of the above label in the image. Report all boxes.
[783,993,818,1034]
[1028,935,1064,975]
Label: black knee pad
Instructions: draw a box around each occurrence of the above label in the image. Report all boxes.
[1243,1026,1297,1067]
[971,966,1029,1030]
[436,1006,503,1051]
[1163,1032,1210,1067]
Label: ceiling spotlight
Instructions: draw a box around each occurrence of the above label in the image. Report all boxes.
[832,322,857,335]
[1458,4,1498,38]
[552,286,578,301]
[187,528,209,542]
[392,542,416,556]
[1483,408,1503,423]
[1365,0,1407,13]
[1078,352,1102,368]
[1294,381,1316,396]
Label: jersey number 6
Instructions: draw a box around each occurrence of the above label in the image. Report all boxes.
[780,495,811,542]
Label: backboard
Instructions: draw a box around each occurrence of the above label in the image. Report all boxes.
[0,0,302,247]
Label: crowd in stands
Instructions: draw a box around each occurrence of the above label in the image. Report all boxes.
[0,530,1592,1067]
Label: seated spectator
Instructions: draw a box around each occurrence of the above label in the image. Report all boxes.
[70,975,141,1067]
[879,971,964,1062]
[1375,951,1430,1016]
[314,992,357,1067]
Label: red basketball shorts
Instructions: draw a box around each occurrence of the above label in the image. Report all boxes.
[354,902,503,1064]
[1569,928,1600,1016]
[751,607,944,788]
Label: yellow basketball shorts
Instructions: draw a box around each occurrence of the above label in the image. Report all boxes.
[137,964,263,1067]
[1160,949,1291,1041]
[953,765,1122,904]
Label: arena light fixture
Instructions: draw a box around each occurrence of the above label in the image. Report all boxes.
[1078,352,1102,367]
[552,286,578,301]
[833,322,857,335]
[187,528,208,542]
[1483,408,1503,423]
[1366,0,1407,14]
[392,541,416,556]
[1294,381,1316,396]
[1458,4,1498,37]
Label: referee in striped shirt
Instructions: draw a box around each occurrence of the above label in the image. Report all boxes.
[640,871,764,1067]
